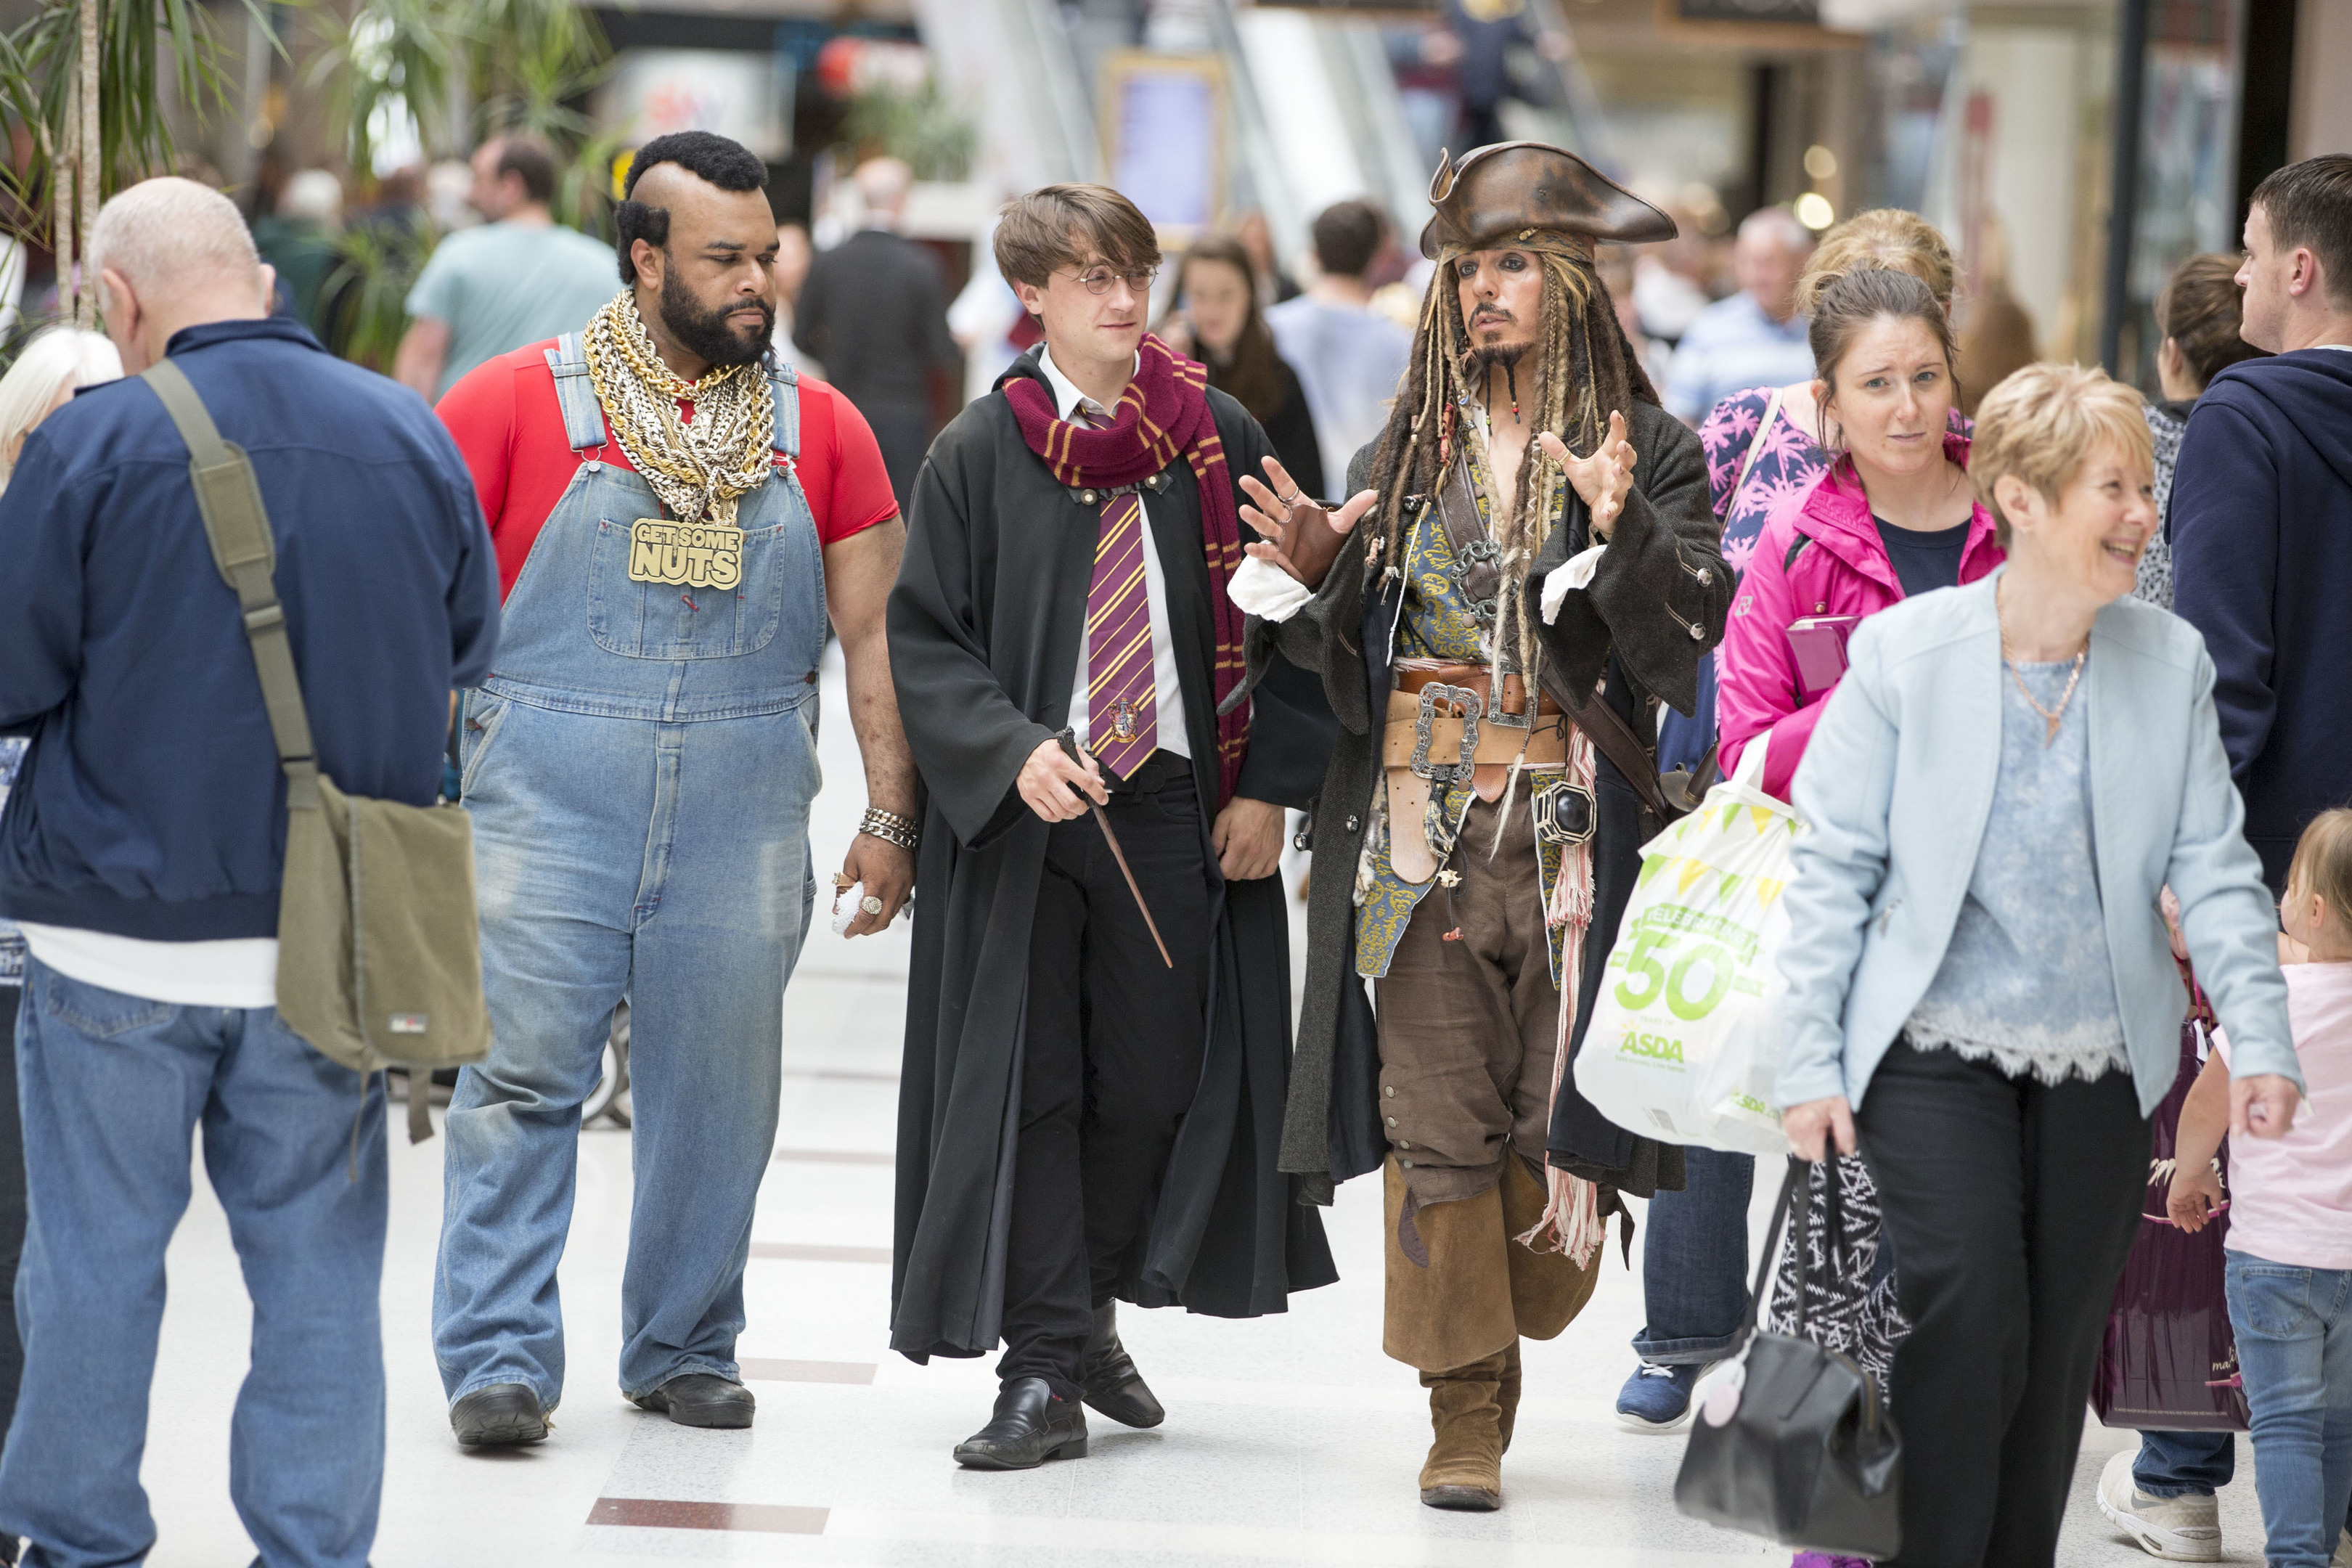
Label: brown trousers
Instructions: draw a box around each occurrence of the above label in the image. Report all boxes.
[1374,793,1597,1371]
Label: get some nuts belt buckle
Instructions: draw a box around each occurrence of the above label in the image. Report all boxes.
[1411,683,1482,785]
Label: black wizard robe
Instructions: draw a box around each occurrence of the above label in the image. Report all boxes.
[885,351,1339,1363]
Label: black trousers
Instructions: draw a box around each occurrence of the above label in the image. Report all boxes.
[1858,1039,2150,1568]
[999,751,1211,1397]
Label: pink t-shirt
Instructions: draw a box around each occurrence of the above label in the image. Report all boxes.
[2214,962,2352,1270]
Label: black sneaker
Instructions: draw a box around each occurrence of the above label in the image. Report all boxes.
[451,1381,550,1447]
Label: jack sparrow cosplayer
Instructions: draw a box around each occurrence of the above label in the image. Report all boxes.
[1230,142,1732,1511]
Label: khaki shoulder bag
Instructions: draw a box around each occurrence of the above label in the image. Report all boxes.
[142,359,489,1143]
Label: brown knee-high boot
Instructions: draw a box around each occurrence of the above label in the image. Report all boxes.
[1418,1348,1508,1510]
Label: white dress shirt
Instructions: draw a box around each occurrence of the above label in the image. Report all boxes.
[1037,344,1191,760]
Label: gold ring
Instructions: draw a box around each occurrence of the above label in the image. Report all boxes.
[860,895,885,917]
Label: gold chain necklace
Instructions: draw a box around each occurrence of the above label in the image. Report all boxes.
[581,293,772,525]
[1999,627,2088,746]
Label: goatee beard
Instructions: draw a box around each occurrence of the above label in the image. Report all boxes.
[1465,343,1527,377]
[658,269,775,371]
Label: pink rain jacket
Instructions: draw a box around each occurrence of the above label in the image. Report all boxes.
[1718,433,2003,799]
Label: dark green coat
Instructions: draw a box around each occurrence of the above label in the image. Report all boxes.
[1244,398,1733,1203]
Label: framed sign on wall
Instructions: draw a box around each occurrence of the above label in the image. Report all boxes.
[1101,52,1228,245]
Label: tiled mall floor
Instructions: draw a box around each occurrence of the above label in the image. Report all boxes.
[134,650,2269,1564]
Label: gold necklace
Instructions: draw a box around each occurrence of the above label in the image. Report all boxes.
[1999,628,2088,746]
[581,293,773,525]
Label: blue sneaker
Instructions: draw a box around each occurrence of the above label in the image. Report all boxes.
[1614,1361,1702,1433]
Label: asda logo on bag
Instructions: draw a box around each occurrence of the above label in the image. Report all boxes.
[1617,1027,1685,1066]
[1730,1091,1776,1119]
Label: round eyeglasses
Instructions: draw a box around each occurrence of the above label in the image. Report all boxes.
[1061,265,1160,296]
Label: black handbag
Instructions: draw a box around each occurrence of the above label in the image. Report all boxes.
[1674,1156,1903,1559]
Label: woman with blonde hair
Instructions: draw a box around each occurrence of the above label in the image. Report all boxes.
[0,322,120,1568]
[1778,362,2300,1564]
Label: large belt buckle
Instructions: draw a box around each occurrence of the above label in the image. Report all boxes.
[1410,683,1482,785]
[1534,778,1596,846]
[1451,536,1501,626]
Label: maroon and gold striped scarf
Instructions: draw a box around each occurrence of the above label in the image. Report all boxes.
[1000,332,1248,807]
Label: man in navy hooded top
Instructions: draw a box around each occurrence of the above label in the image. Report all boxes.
[2172,155,2352,893]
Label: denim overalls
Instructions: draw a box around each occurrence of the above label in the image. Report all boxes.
[433,339,824,1408]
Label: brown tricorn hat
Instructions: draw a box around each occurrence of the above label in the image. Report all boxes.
[1418,141,1677,258]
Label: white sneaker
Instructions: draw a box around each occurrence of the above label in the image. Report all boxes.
[2097,1450,2223,1561]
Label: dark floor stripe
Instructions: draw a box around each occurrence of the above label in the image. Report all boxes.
[748,1241,893,1264]
[780,1066,899,1083]
[588,1498,827,1533]
[739,1357,876,1384]
[771,1147,894,1166]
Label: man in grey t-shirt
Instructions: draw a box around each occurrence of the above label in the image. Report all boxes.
[395,134,618,400]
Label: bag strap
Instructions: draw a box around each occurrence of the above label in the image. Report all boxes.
[1731,386,1784,503]
[1539,663,1677,822]
[140,359,322,812]
[1730,1156,1817,1354]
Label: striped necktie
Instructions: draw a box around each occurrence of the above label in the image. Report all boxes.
[1085,485,1159,779]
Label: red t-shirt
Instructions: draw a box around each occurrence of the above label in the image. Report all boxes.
[436,340,899,600]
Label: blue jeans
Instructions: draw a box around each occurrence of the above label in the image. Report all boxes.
[0,960,386,1568]
[1633,1145,1755,1365]
[2135,1427,2237,1499]
[432,696,817,1408]
[2226,1249,2352,1568]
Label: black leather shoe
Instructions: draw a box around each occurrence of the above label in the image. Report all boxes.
[953,1376,1088,1469]
[632,1372,756,1429]
[1081,1301,1165,1429]
[451,1382,549,1447]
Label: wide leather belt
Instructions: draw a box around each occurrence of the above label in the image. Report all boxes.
[1393,664,1561,721]
[1381,666,1569,884]
[1381,706,1569,770]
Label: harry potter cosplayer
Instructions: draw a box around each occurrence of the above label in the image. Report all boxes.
[1229,142,1731,1508]
[430,132,919,1442]
[888,184,1338,1469]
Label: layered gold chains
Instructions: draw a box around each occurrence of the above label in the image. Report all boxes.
[582,293,773,525]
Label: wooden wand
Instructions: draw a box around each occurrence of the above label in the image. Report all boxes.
[1054,727,1174,969]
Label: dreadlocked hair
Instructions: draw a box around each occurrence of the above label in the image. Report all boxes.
[1361,248,1657,685]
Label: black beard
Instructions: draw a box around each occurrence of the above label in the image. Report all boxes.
[658,268,774,369]
[1465,343,1527,377]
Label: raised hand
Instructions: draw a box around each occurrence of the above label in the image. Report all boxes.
[1540,410,1636,542]
[1238,455,1379,590]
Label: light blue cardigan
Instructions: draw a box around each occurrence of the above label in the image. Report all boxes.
[1773,571,2300,1117]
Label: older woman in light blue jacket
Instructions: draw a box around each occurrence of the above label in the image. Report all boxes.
[1773,363,2302,1568]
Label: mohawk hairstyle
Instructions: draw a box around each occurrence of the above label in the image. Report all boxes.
[1362,250,1657,679]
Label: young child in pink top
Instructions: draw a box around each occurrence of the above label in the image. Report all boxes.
[2171,809,2352,1568]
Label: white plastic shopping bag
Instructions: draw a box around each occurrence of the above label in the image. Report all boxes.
[1572,737,1798,1156]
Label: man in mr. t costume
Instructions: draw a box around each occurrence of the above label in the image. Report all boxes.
[1231,143,1731,1508]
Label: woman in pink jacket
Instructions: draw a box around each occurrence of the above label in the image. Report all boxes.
[1718,266,2004,801]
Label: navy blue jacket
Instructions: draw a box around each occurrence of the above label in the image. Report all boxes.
[2170,346,2352,892]
[0,317,500,941]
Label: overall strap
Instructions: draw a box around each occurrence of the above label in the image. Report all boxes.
[767,354,800,460]
[544,332,607,452]
[139,359,322,812]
